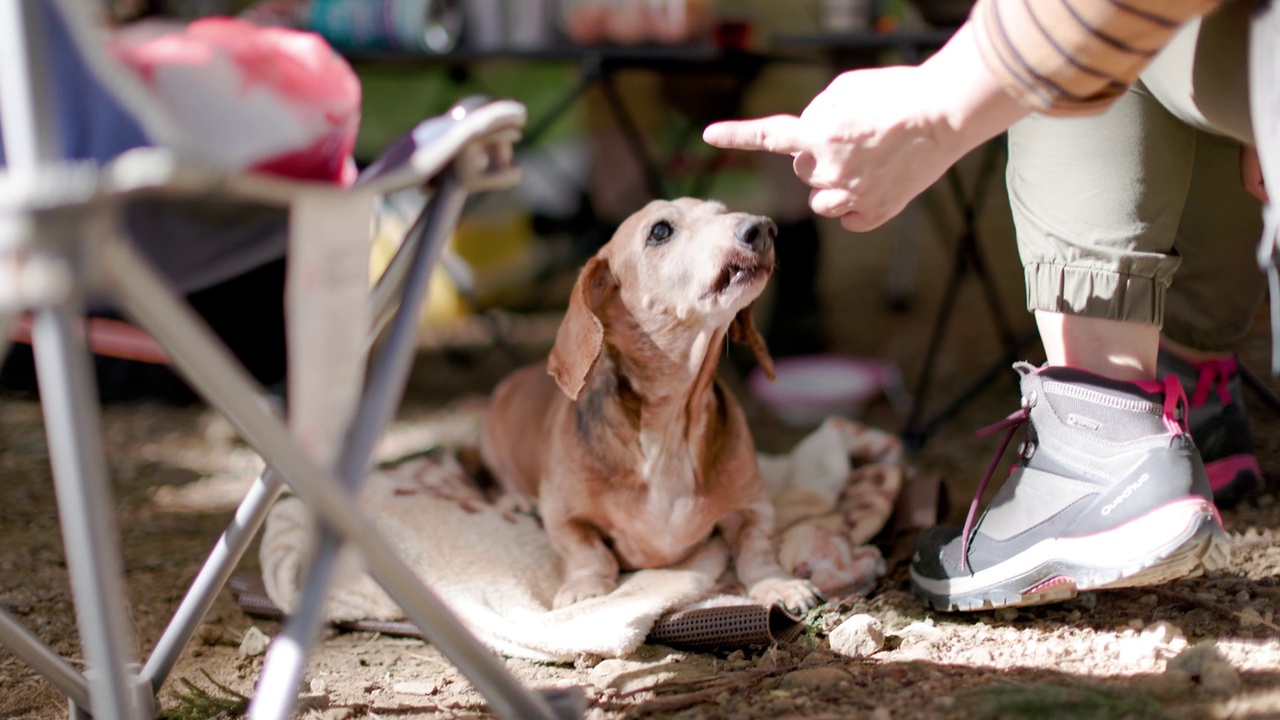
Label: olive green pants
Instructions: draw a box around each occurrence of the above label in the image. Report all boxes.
[1006,0,1265,352]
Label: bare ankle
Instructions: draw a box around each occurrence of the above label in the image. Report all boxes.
[1034,311,1159,382]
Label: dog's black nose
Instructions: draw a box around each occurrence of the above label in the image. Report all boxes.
[736,217,776,252]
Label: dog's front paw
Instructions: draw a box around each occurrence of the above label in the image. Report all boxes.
[553,575,618,609]
[748,576,824,615]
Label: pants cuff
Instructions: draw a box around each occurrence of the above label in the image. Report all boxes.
[1023,262,1166,328]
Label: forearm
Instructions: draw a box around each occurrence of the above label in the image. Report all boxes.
[923,22,1030,156]
[969,0,1222,116]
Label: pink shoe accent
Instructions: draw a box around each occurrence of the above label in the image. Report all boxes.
[1133,375,1189,435]
[1206,454,1262,493]
[1188,357,1238,408]
[1027,576,1077,594]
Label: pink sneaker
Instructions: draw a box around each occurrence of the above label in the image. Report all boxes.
[1157,349,1263,509]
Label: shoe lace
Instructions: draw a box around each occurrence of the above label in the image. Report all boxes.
[1134,375,1191,437]
[1186,356,1237,409]
[958,376,1190,573]
[959,405,1031,573]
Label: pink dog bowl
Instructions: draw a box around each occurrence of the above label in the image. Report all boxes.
[748,355,892,427]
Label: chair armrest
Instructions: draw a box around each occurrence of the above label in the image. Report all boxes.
[355,97,526,196]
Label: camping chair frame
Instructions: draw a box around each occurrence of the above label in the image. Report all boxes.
[0,2,577,719]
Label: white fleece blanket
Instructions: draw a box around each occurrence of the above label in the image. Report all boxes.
[260,415,903,663]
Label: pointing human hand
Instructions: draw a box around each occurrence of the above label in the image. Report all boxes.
[703,114,808,156]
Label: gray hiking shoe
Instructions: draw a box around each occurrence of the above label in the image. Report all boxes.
[911,363,1229,612]
[1157,349,1262,509]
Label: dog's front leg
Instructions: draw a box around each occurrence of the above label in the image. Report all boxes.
[721,502,823,615]
[547,518,620,609]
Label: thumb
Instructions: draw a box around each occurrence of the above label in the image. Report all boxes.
[703,115,807,155]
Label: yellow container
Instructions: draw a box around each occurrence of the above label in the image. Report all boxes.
[370,202,539,330]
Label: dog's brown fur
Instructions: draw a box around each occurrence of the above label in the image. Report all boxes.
[481,198,821,611]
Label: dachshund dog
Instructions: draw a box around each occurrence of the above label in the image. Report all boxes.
[480,198,823,613]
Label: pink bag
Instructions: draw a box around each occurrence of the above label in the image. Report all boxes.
[111,17,361,185]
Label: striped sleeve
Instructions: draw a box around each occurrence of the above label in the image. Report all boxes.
[970,0,1223,115]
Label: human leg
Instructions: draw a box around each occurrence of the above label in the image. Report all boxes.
[910,79,1228,611]
[1159,130,1268,505]
[1019,4,1257,373]
[1139,3,1270,506]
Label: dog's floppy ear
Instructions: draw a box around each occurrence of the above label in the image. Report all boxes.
[548,256,616,400]
[730,303,775,381]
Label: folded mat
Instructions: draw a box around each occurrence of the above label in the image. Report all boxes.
[258,415,907,662]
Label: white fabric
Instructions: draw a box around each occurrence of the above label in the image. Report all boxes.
[260,415,902,662]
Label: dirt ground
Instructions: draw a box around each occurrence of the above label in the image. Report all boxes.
[4,212,1280,719]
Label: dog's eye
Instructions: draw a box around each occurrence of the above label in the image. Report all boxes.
[646,221,674,247]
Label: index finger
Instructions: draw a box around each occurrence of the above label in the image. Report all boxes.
[703,115,807,155]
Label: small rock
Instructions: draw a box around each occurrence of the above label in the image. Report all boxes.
[778,666,852,690]
[587,659,631,690]
[768,696,796,714]
[586,659,683,693]
[238,626,270,657]
[295,692,330,712]
[798,650,842,668]
[1128,618,1145,630]
[195,623,225,647]
[392,680,439,696]
[1139,669,1194,700]
[1235,590,1251,603]
[1238,607,1265,628]
[898,619,941,639]
[757,647,788,669]
[1140,620,1187,658]
[829,614,884,658]
[1200,663,1242,697]
[1168,643,1220,676]
[870,707,892,720]
[1139,593,1160,606]
[1167,642,1241,697]
[994,607,1019,623]
[310,678,329,694]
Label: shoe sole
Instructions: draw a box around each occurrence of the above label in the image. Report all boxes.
[911,497,1228,612]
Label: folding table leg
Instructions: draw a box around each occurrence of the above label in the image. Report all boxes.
[31,301,152,720]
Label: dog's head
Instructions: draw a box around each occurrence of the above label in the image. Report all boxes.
[548,198,777,400]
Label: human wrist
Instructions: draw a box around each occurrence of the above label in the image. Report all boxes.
[922,23,1029,153]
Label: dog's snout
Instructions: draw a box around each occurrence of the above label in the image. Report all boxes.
[735,217,776,252]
